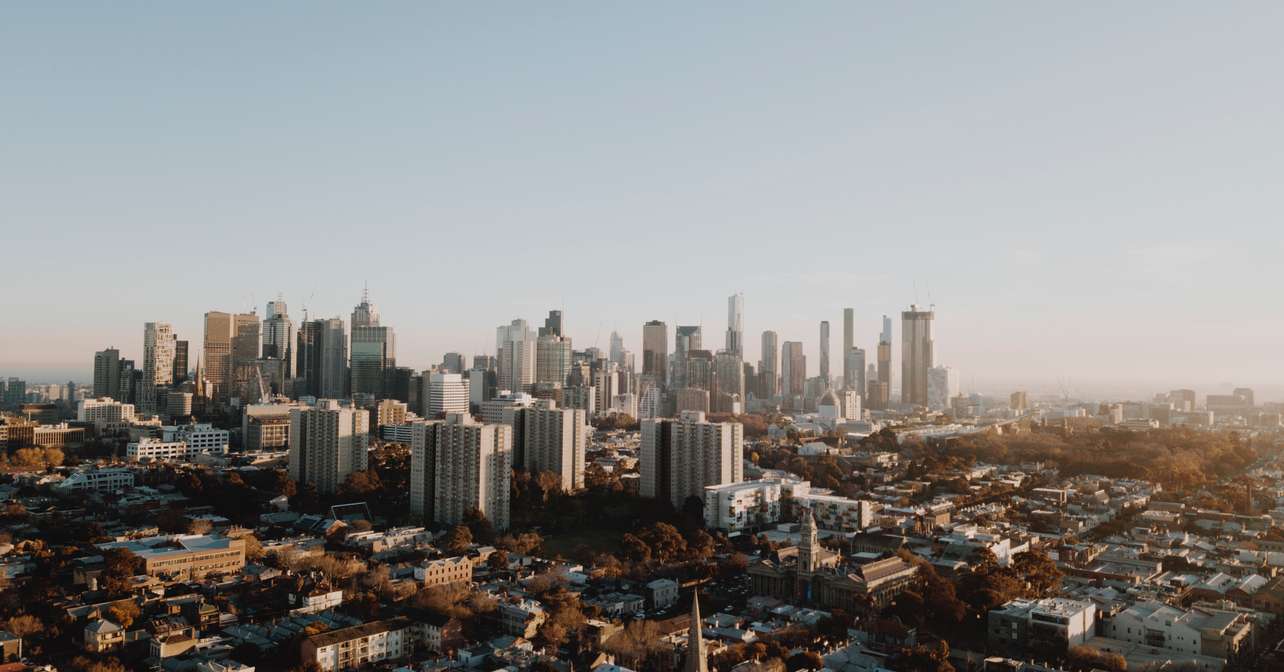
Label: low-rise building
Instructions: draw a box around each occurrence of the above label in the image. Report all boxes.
[414,556,473,589]
[98,534,246,580]
[300,618,413,672]
[55,466,134,493]
[988,598,1096,656]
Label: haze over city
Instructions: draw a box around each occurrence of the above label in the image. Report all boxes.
[7,6,1284,672]
[3,2,1282,397]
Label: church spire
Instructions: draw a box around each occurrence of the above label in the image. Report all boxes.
[685,589,707,672]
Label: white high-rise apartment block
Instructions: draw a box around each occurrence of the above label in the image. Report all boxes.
[78,397,136,430]
[497,319,536,393]
[424,373,469,418]
[142,322,176,414]
[521,400,588,491]
[409,414,511,530]
[638,382,661,420]
[927,366,960,411]
[479,391,533,425]
[641,411,744,509]
[289,400,370,495]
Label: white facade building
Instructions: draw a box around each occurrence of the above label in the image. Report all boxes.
[55,467,135,493]
[78,397,136,431]
[425,373,469,418]
[704,479,784,532]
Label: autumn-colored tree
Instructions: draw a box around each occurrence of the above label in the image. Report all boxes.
[444,525,473,554]
[486,550,510,572]
[5,614,43,637]
[105,600,140,629]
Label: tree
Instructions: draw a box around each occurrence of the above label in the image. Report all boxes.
[1012,549,1063,597]
[487,550,510,572]
[637,522,687,563]
[445,525,473,554]
[106,600,140,629]
[1067,645,1126,672]
[5,614,42,637]
[786,651,824,671]
[68,657,128,672]
[463,509,497,545]
[622,533,651,563]
[339,470,383,498]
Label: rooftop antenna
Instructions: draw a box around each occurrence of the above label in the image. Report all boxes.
[302,289,316,321]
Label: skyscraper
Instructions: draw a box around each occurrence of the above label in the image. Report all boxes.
[497,319,536,393]
[425,372,470,418]
[725,292,743,357]
[262,299,294,374]
[204,310,259,400]
[172,340,189,384]
[203,311,234,400]
[409,414,512,530]
[901,305,935,407]
[875,315,892,409]
[535,334,573,386]
[640,411,743,509]
[713,350,744,412]
[93,347,121,398]
[608,331,625,367]
[441,352,467,374]
[819,320,831,384]
[845,347,866,401]
[141,322,176,414]
[842,308,855,388]
[673,325,703,389]
[351,329,394,397]
[780,341,806,399]
[759,331,778,399]
[642,320,668,386]
[288,400,370,495]
[232,312,261,400]
[927,365,959,411]
[539,310,563,338]
[317,318,348,399]
[348,290,394,397]
[351,287,380,328]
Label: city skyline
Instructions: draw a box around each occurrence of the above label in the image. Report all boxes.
[2,289,1282,403]
[3,4,1282,398]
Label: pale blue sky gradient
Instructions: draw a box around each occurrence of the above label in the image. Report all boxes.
[2,3,1282,399]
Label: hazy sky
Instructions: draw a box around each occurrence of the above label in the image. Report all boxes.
[3,3,1282,400]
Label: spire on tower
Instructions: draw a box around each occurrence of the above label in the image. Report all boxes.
[685,589,707,672]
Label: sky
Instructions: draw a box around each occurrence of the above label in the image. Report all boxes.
[2,3,1282,401]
